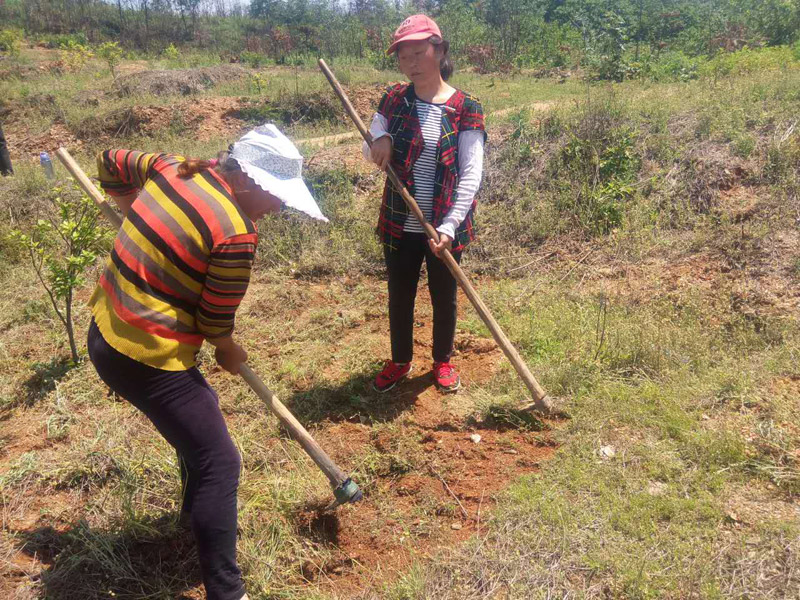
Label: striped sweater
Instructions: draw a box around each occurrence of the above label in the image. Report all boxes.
[89,150,258,371]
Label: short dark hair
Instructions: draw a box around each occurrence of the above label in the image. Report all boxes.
[432,38,453,81]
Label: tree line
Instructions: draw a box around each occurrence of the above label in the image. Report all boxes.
[1,0,799,78]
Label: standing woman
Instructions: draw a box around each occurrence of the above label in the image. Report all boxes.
[364,14,487,393]
[87,125,327,600]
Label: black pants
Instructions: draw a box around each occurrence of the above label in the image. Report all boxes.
[0,123,12,176]
[87,320,245,600]
[385,232,462,364]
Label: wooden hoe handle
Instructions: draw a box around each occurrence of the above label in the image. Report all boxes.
[56,148,123,229]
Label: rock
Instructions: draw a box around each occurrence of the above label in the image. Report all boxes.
[599,445,616,460]
[647,481,668,496]
[451,522,463,530]
[470,434,482,444]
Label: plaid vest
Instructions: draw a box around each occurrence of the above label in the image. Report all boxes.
[376,83,486,252]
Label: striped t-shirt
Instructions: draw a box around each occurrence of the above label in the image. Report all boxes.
[405,101,443,233]
[90,150,258,371]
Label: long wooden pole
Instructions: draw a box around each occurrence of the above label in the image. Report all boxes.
[56,148,123,229]
[55,147,362,504]
[318,59,555,415]
[238,364,350,489]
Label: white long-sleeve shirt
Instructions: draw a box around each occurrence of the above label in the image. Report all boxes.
[362,111,485,240]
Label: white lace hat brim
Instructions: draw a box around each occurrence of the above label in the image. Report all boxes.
[236,159,329,223]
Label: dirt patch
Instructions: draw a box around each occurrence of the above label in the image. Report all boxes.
[347,82,402,121]
[115,65,248,97]
[492,100,554,118]
[76,96,250,144]
[4,122,83,161]
[291,419,554,593]
[304,140,373,173]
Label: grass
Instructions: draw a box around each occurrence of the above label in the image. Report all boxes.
[1,47,799,599]
[381,280,799,599]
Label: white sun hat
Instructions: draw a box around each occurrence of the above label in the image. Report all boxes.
[230,124,328,222]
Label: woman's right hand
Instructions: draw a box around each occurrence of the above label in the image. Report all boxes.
[370,136,392,171]
[212,338,248,375]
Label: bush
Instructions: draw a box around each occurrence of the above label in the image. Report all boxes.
[464,44,514,73]
[59,39,93,72]
[240,50,270,69]
[40,32,89,49]
[0,28,23,57]
[96,41,124,79]
[556,108,641,234]
[700,46,798,80]
[163,43,180,60]
[641,51,701,82]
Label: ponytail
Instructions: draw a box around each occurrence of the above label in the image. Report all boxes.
[431,37,453,81]
[178,158,216,177]
[178,150,236,178]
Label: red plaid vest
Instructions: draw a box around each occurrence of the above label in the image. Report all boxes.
[376,83,486,252]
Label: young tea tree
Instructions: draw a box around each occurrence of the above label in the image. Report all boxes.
[11,182,109,364]
[96,41,125,81]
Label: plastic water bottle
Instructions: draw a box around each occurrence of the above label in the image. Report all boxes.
[40,152,55,180]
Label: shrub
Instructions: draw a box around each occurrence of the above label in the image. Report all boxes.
[641,51,701,82]
[0,28,23,57]
[96,41,124,80]
[557,109,641,234]
[9,182,109,363]
[700,46,798,80]
[39,32,88,49]
[464,44,514,73]
[240,50,270,69]
[59,39,93,72]
[163,42,180,61]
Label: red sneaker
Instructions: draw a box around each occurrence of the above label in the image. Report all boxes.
[373,361,412,392]
[433,362,461,393]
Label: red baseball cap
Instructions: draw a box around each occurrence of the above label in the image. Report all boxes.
[387,14,442,55]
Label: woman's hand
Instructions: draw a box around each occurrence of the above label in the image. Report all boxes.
[370,136,392,171]
[208,336,248,375]
[429,233,453,259]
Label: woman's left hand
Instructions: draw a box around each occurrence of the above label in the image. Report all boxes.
[429,233,453,259]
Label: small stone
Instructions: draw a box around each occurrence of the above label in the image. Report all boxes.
[599,445,616,460]
[470,434,482,444]
[725,511,742,524]
[503,449,518,455]
[451,522,463,530]
[647,481,668,496]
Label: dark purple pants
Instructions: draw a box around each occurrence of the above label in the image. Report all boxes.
[87,320,245,600]
[0,122,12,176]
[385,232,462,364]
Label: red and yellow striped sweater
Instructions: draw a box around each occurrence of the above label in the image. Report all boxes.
[90,150,257,371]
